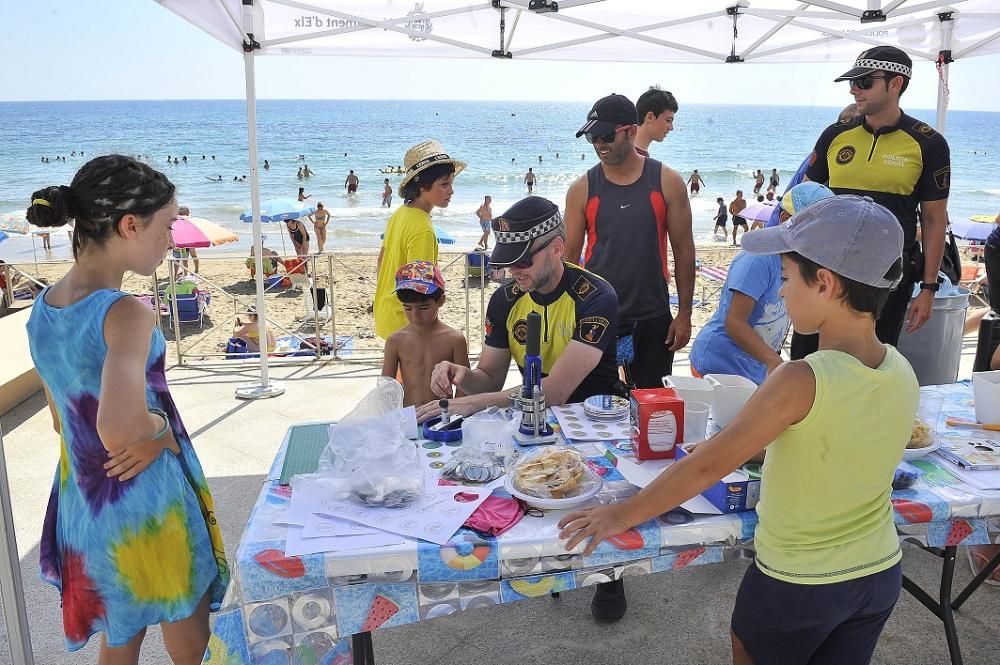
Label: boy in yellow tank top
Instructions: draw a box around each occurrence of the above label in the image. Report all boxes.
[559,195,918,665]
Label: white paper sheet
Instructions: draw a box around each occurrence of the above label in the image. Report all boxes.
[302,512,383,539]
[312,485,493,545]
[934,452,1000,490]
[605,447,725,515]
[284,525,405,556]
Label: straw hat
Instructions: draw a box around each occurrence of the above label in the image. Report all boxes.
[398,140,466,199]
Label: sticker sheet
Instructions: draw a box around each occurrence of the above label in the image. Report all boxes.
[552,402,632,442]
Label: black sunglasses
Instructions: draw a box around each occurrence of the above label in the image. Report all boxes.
[849,74,890,90]
[585,125,631,145]
[511,236,556,269]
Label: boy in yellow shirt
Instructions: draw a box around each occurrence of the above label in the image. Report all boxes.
[374,140,465,339]
[560,195,919,665]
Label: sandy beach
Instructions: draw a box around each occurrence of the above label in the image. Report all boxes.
[9,243,743,365]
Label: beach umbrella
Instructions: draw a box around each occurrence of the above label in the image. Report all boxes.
[379,225,456,245]
[0,230,7,245]
[171,216,239,248]
[240,198,315,223]
[0,213,28,235]
[950,219,995,242]
[971,214,999,223]
[737,201,777,224]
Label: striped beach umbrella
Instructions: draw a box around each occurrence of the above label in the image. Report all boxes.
[171,216,239,248]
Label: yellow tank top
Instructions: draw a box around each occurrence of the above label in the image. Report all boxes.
[753,347,918,584]
[374,206,438,339]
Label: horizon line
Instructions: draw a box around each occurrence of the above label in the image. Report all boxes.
[0,98,991,113]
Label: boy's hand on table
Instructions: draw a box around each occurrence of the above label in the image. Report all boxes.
[430,361,467,398]
[415,395,483,424]
[558,504,631,556]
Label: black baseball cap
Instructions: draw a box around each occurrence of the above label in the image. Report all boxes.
[490,196,563,267]
[835,46,913,81]
[575,94,638,139]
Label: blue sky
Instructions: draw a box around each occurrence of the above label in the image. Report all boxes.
[3,0,1000,112]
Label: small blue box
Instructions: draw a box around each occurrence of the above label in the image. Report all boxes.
[675,446,760,513]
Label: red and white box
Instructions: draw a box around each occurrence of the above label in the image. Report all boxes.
[630,388,685,460]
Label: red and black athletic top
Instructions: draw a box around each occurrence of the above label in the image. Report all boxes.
[583,157,670,324]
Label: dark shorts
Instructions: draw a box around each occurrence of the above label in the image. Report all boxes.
[347,183,358,193]
[731,561,901,665]
[715,219,728,228]
[690,183,700,193]
[620,309,675,388]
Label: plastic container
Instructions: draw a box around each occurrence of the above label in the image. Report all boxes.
[704,374,757,428]
[663,375,713,405]
[897,277,970,386]
[972,370,1000,425]
[683,401,711,443]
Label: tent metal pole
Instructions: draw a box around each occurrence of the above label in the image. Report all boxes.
[0,423,34,664]
[237,0,284,400]
[936,12,955,132]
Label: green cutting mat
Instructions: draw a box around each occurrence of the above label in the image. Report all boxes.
[278,423,331,485]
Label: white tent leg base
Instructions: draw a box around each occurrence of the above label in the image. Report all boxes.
[235,381,286,400]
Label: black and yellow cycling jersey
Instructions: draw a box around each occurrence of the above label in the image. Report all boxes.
[484,262,619,404]
[806,112,950,249]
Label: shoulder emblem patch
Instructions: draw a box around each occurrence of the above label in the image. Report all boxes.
[578,316,609,345]
[484,317,493,338]
[505,281,523,301]
[934,166,951,190]
[914,122,936,137]
[512,318,528,345]
[573,275,596,300]
[835,145,856,166]
[808,151,817,166]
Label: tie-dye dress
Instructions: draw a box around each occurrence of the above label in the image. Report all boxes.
[27,288,229,651]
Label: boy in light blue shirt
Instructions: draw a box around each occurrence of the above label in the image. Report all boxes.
[690,182,833,384]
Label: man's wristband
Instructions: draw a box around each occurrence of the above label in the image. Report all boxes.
[149,408,170,441]
[919,282,940,293]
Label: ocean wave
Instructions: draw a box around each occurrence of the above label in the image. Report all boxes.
[971,189,1000,197]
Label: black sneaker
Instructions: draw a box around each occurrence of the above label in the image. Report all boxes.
[591,578,627,623]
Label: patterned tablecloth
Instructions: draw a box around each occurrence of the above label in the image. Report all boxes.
[204,382,1000,665]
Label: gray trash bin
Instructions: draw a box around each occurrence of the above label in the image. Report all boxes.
[897,282,970,386]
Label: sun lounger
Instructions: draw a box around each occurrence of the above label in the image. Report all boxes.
[697,263,729,304]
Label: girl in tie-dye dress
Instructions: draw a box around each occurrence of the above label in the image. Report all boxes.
[25,155,228,662]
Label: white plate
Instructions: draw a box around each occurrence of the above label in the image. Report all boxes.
[902,437,940,460]
[504,473,602,510]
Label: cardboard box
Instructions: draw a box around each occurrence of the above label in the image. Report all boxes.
[630,388,684,460]
[674,445,760,513]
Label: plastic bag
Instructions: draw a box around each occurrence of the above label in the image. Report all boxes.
[461,407,517,461]
[509,446,601,500]
[316,378,423,507]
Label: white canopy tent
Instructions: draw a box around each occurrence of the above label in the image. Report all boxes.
[149,0,1000,400]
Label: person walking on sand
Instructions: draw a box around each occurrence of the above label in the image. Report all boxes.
[382,178,393,207]
[730,190,749,243]
[476,195,493,250]
[524,168,536,193]
[312,202,330,252]
[345,170,360,195]
[24,154,228,662]
[634,86,677,157]
[686,169,706,196]
[713,196,729,237]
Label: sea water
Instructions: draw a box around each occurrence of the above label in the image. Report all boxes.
[1,99,997,261]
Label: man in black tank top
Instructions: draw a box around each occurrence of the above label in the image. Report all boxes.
[565,93,696,391]
[563,94,695,625]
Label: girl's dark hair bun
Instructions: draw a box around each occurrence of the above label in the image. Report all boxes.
[26,185,74,228]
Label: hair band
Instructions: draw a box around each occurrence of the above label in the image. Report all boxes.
[32,198,52,208]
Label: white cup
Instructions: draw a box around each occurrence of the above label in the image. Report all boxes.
[683,401,711,443]
[973,371,1000,425]
[663,375,714,405]
[704,374,758,428]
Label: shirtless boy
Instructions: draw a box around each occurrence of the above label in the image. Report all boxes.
[476,195,493,250]
[381,261,469,407]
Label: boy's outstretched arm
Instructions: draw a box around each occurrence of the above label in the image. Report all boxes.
[559,360,816,555]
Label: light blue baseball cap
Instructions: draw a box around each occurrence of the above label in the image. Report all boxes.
[780,181,834,216]
[741,195,904,289]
